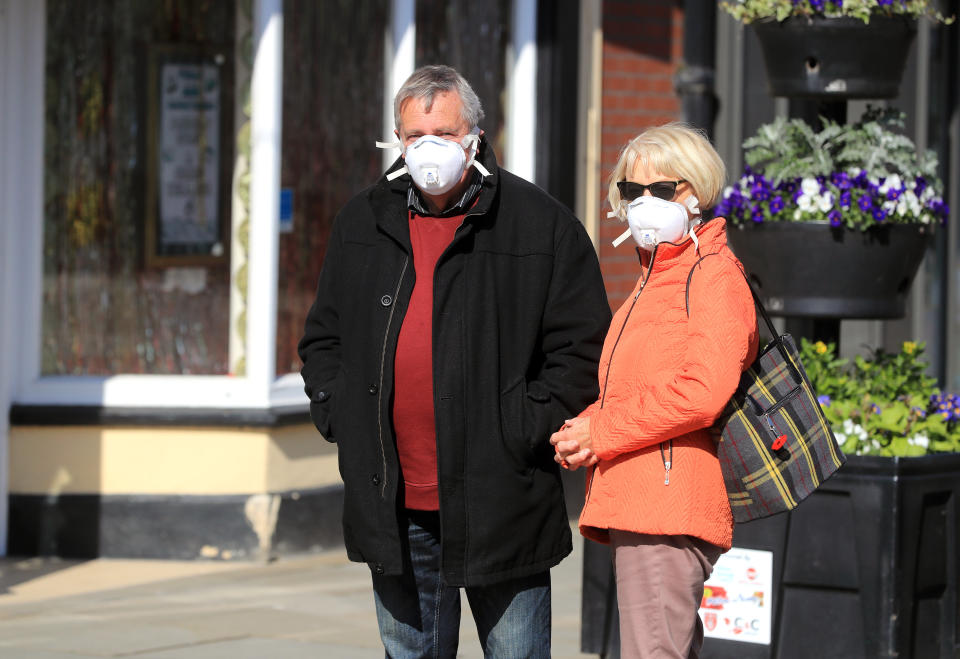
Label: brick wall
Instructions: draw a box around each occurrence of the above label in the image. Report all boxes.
[598,0,684,309]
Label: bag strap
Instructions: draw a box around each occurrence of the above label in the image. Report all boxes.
[685,253,802,385]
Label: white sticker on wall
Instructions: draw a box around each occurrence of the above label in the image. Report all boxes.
[699,546,773,645]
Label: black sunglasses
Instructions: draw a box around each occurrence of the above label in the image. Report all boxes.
[617,179,685,202]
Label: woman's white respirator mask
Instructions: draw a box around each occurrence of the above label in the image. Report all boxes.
[611,195,702,251]
[377,129,489,194]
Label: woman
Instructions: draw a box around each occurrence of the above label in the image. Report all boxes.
[551,123,758,658]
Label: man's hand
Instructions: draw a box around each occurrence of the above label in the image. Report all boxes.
[550,416,598,470]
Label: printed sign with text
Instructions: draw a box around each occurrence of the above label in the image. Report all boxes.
[699,547,772,645]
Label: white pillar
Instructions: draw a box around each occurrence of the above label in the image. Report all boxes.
[507,0,537,182]
[382,0,415,170]
[247,0,283,403]
[0,0,46,555]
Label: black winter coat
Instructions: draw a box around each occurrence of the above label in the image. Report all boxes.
[298,142,611,586]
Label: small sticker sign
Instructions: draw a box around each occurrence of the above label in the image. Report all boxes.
[699,547,773,645]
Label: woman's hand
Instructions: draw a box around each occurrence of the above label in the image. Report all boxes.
[550,417,598,470]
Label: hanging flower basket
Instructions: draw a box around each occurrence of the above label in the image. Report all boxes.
[751,15,917,98]
[726,221,932,318]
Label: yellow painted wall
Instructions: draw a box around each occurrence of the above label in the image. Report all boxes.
[9,425,341,496]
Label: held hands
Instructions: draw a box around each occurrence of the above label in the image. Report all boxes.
[550,416,598,471]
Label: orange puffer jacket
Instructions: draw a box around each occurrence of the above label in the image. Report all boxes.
[578,218,758,551]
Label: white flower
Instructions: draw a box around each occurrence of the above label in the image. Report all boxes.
[816,191,834,213]
[800,177,821,196]
[907,433,930,449]
[881,174,903,194]
[798,195,817,213]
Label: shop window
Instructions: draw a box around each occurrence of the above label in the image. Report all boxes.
[42,1,236,375]
[275,0,387,375]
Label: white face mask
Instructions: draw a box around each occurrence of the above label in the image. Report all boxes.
[376,129,490,187]
[625,196,696,251]
[401,133,481,195]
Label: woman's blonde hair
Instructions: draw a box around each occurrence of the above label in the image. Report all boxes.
[607,122,726,217]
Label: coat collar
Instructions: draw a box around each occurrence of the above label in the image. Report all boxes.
[638,217,730,270]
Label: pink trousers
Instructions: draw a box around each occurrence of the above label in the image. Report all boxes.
[609,531,723,659]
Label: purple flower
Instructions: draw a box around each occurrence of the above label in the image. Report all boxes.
[886,187,902,201]
[810,0,825,10]
[877,0,893,6]
[750,181,771,202]
[858,195,873,211]
[872,207,888,222]
[839,190,852,209]
[828,210,843,227]
[818,394,831,407]
[831,172,851,189]
[770,196,785,214]
[914,176,928,195]
[751,205,765,223]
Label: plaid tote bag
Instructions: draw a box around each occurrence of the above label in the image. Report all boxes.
[687,254,846,523]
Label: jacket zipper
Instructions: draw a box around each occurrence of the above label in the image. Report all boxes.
[586,251,658,503]
[377,256,410,498]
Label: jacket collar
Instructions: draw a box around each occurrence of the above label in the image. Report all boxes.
[369,137,500,245]
[638,217,730,270]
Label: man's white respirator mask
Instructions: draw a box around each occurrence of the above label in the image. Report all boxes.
[377,129,490,195]
[610,195,702,252]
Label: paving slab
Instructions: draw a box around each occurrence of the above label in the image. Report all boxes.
[0,528,589,658]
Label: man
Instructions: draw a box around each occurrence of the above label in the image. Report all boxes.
[298,65,610,657]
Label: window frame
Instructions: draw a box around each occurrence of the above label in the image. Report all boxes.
[10,0,542,414]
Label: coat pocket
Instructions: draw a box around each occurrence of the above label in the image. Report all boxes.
[309,369,345,442]
[499,376,533,468]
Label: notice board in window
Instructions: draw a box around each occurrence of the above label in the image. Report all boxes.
[146,44,231,267]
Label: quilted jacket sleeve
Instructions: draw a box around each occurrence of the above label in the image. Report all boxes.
[588,255,757,460]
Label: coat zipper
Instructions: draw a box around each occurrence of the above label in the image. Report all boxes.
[377,256,410,498]
[586,252,659,503]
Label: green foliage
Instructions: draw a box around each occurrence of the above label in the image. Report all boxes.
[744,108,938,186]
[721,0,953,25]
[801,338,959,456]
[717,107,950,231]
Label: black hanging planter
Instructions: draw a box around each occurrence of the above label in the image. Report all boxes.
[726,222,933,319]
[751,16,918,99]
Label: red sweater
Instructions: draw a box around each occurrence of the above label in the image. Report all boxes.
[393,211,462,510]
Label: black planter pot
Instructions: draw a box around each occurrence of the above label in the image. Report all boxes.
[726,222,933,319]
[581,454,960,659]
[751,16,917,99]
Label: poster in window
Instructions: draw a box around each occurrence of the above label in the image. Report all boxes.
[146,45,231,267]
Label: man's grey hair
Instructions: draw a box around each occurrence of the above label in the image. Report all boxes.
[394,65,485,132]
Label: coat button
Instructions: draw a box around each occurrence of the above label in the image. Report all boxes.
[368,384,378,395]
[374,563,385,575]
[314,390,330,402]
[371,474,381,486]
[380,294,392,307]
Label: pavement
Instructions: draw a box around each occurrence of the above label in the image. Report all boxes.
[0,524,593,658]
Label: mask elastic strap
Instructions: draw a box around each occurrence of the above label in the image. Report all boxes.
[688,221,701,253]
[375,140,409,180]
[462,130,491,177]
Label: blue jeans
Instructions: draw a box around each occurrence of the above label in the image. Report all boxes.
[372,510,551,659]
